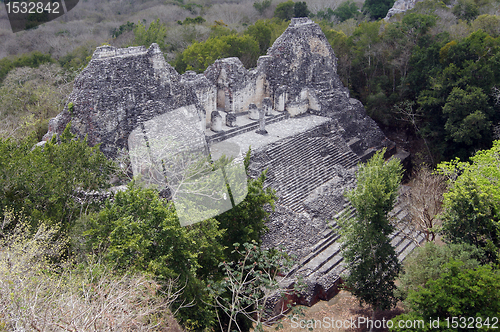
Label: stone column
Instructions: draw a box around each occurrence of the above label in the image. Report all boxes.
[256,108,268,135]
[262,97,272,116]
[226,113,237,127]
[275,85,288,112]
[211,111,223,132]
[248,103,259,120]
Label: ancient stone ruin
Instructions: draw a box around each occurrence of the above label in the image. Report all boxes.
[43,17,421,309]
[385,0,423,20]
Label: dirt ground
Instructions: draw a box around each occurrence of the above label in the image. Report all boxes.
[261,291,406,332]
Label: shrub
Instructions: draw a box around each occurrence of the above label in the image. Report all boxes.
[0,123,115,230]
[333,1,359,22]
[0,217,181,331]
[397,242,482,300]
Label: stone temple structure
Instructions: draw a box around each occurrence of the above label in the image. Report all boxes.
[43,18,421,308]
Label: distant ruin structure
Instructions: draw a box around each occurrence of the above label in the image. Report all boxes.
[385,0,423,20]
[43,17,421,308]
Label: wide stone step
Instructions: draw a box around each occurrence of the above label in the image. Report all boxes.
[263,134,360,212]
[206,112,289,144]
[293,203,421,281]
[286,230,339,277]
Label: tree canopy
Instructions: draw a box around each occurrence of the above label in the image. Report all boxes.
[437,140,500,263]
[0,124,115,231]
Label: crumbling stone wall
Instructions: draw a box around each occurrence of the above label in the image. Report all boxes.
[43,44,203,158]
[44,18,389,160]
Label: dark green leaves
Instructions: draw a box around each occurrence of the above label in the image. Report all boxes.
[338,149,403,311]
[0,123,114,230]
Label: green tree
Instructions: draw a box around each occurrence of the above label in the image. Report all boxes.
[337,150,403,323]
[323,28,351,86]
[442,86,493,146]
[245,20,273,54]
[437,141,500,263]
[133,19,168,52]
[274,0,294,20]
[416,30,500,160]
[293,1,310,18]
[363,0,395,20]
[348,21,383,100]
[174,35,259,73]
[215,149,276,262]
[452,0,479,22]
[253,0,272,15]
[472,14,500,37]
[84,185,225,329]
[333,1,359,22]
[390,261,500,331]
[0,124,115,231]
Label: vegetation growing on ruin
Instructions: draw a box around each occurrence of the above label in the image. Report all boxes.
[338,150,403,318]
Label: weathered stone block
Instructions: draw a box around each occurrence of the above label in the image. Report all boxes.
[211,111,223,132]
[248,103,259,120]
[287,100,308,117]
[226,113,237,127]
[262,97,272,115]
[256,108,267,135]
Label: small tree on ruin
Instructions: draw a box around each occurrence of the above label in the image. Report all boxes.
[337,150,402,331]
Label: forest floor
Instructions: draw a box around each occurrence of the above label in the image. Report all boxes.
[262,290,406,332]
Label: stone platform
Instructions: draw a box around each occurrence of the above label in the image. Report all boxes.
[210,113,331,160]
[209,112,422,310]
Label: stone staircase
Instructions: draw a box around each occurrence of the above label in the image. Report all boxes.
[313,79,337,102]
[270,197,424,310]
[258,131,360,213]
[290,202,422,274]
